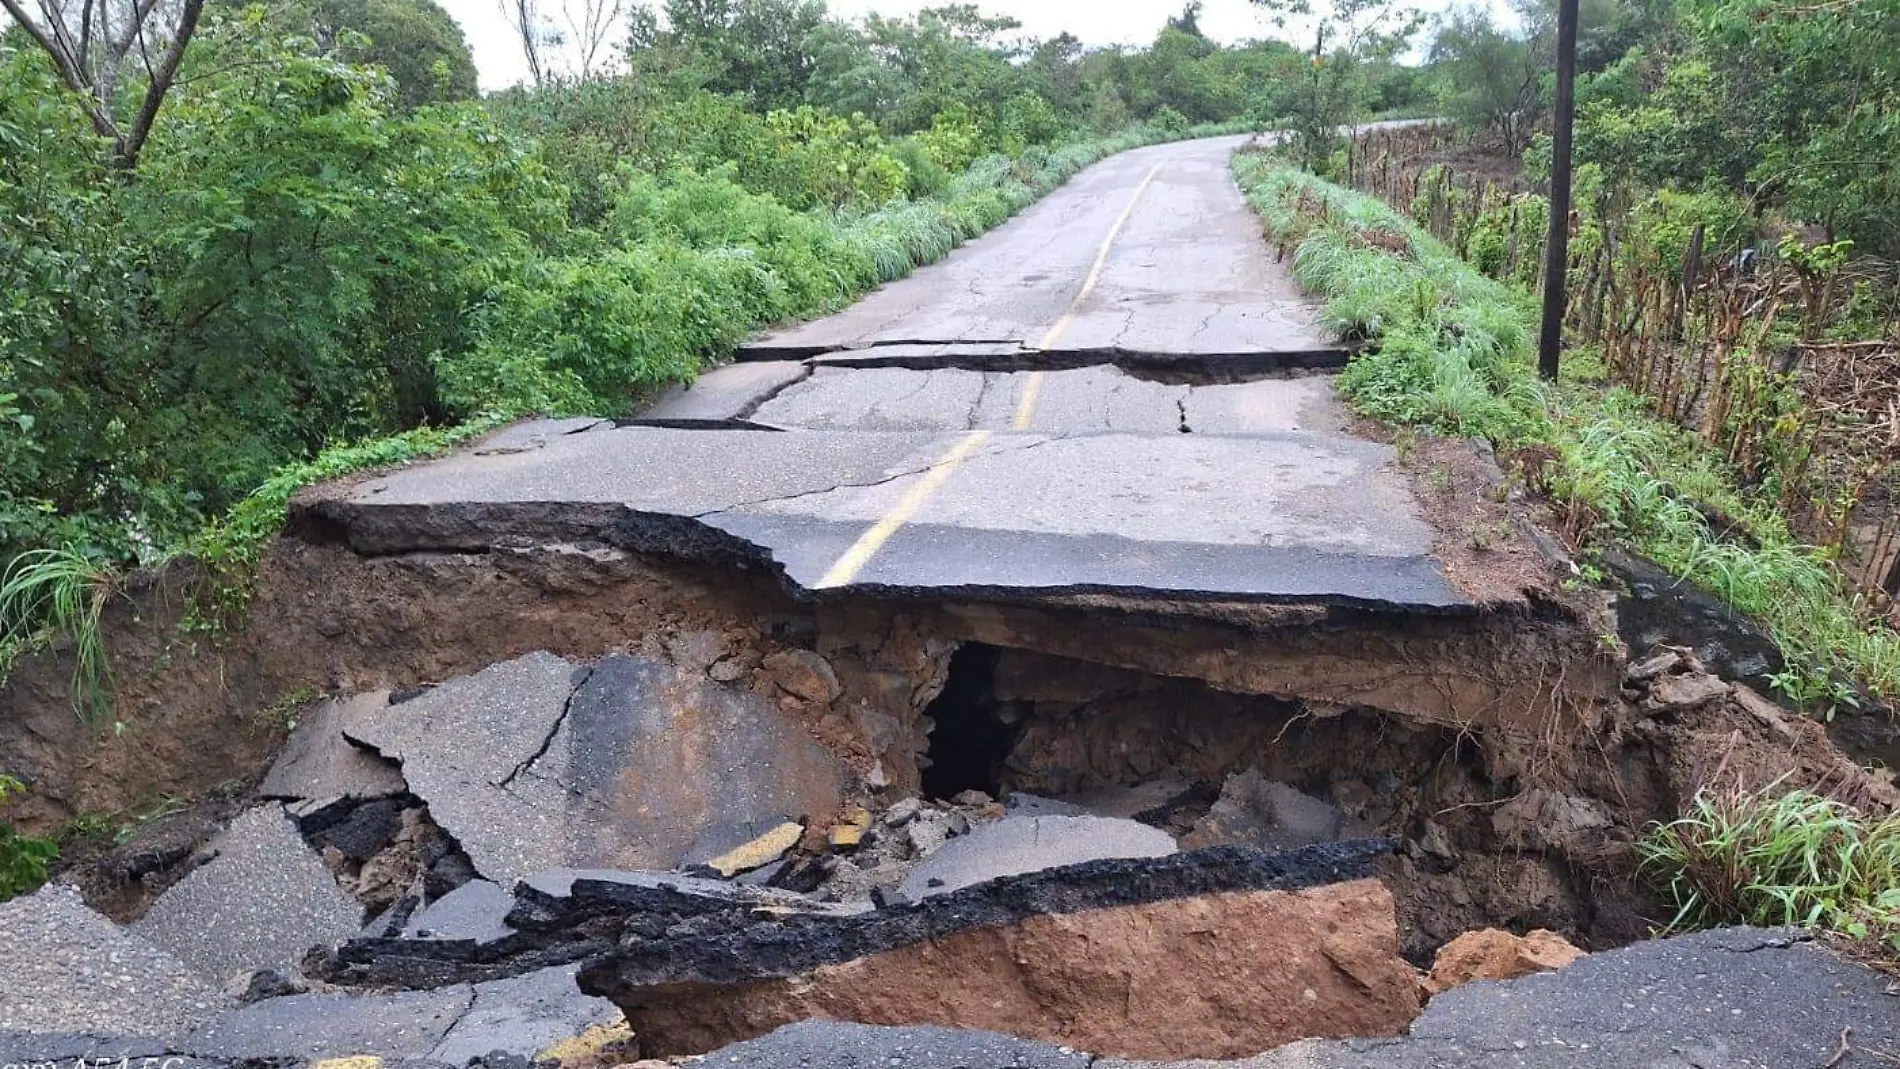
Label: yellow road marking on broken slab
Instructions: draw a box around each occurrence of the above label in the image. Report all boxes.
[813,430,993,589]
[817,161,1165,587]
[1014,160,1166,430]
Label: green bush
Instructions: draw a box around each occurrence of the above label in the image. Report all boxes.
[0,775,57,902]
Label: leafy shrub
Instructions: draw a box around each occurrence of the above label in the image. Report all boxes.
[1150,105,1192,134]
[916,104,989,172]
[0,775,57,902]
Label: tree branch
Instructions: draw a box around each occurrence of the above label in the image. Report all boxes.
[0,0,120,140]
[113,0,205,169]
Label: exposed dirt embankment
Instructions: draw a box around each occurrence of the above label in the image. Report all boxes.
[2,532,1604,833]
[4,529,1893,978]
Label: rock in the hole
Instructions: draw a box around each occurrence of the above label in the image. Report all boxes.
[1489,789,1613,858]
[829,807,873,848]
[345,652,843,883]
[899,815,1175,900]
[0,884,231,1046]
[429,964,624,1066]
[760,648,841,703]
[703,820,804,877]
[601,876,1417,1061]
[883,798,923,826]
[259,691,406,803]
[134,805,362,982]
[1423,928,1586,995]
[1183,770,1373,851]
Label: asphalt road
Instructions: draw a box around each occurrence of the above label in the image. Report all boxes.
[308,135,1467,611]
[741,134,1335,363]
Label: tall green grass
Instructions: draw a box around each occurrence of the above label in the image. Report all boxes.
[0,546,116,722]
[1638,782,1900,951]
[1233,154,1900,708]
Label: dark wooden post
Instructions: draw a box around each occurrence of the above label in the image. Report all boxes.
[1537,0,1581,381]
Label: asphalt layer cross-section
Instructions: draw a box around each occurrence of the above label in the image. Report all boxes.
[307,135,1468,612]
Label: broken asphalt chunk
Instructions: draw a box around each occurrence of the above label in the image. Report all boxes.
[345,652,844,884]
[897,814,1176,900]
[581,841,1411,1061]
[133,805,363,983]
[0,885,231,1049]
[259,691,407,803]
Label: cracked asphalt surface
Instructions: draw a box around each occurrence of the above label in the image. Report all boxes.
[740,135,1332,361]
[304,135,1465,610]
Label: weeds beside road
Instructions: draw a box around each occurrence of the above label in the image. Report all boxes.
[1233,153,1900,712]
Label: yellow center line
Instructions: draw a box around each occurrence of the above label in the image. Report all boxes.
[1013,161,1166,430]
[813,430,993,589]
[817,161,1166,589]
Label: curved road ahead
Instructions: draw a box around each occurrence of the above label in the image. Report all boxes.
[315,136,1469,612]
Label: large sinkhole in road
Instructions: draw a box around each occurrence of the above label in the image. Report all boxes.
[910,643,1589,963]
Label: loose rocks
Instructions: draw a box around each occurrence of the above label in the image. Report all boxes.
[1422,928,1585,995]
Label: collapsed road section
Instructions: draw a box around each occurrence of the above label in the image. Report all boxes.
[6,133,1900,1068]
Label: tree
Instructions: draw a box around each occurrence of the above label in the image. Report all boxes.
[1431,4,1544,153]
[1166,1,1204,38]
[0,0,208,167]
[296,0,479,107]
[656,0,826,109]
[1253,0,1423,168]
[497,0,550,84]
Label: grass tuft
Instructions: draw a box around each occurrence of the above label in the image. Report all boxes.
[1637,781,1900,952]
[0,546,118,723]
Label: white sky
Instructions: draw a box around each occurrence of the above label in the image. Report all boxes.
[441,0,1500,92]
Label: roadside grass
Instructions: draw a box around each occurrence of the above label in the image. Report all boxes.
[1232,153,1900,710]
[1637,781,1900,953]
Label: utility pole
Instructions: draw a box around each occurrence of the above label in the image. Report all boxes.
[1537,0,1580,381]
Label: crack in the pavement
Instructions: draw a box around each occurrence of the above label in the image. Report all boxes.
[733,362,816,421]
[422,985,482,1062]
[966,372,995,430]
[689,435,1053,518]
[497,667,592,790]
[505,764,622,815]
[863,369,939,427]
[1177,395,1192,434]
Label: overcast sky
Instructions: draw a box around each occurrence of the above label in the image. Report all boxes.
[441,0,1503,92]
